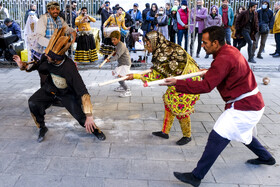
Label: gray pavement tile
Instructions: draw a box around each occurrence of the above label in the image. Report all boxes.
[262,123,280,135]
[209,112,221,122]
[0,105,27,116]
[102,130,129,143]
[128,110,157,120]
[248,165,280,186]
[143,103,165,111]
[37,142,77,157]
[106,96,131,103]
[112,119,145,131]
[259,114,274,123]
[148,180,187,187]
[256,124,273,135]
[0,174,20,187]
[191,121,208,133]
[265,114,280,123]
[46,157,89,176]
[73,142,110,158]
[87,158,129,178]
[93,102,118,110]
[192,132,210,146]
[110,143,146,159]
[199,184,238,187]
[153,96,164,104]
[201,122,215,133]
[14,175,62,187]
[128,160,169,180]
[131,96,154,104]
[0,126,36,139]
[61,176,104,187]
[258,134,280,149]
[1,139,42,155]
[105,178,148,187]
[146,145,185,161]
[220,147,257,164]
[195,105,222,113]
[143,120,170,131]
[5,155,50,175]
[200,98,225,105]
[0,139,9,151]
[118,103,143,111]
[0,116,30,126]
[211,163,261,184]
[142,90,164,97]
[191,112,215,122]
[0,154,16,173]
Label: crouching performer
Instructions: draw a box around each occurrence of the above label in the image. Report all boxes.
[13,27,106,142]
[126,31,200,145]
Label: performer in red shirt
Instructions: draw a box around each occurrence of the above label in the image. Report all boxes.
[162,26,276,187]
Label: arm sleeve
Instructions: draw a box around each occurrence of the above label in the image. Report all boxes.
[175,59,230,94]
[177,11,185,27]
[218,15,222,26]
[205,17,209,28]
[133,69,165,82]
[269,11,274,29]
[81,94,93,116]
[97,7,102,15]
[103,16,112,27]
[139,11,143,22]
[89,16,96,22]
[196,9,208,19]
[146,12,154,21]
[15,24,22,39]
[75,16,81,26]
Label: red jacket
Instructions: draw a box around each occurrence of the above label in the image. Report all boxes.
[176,44,264,111]
[177,8,189,30]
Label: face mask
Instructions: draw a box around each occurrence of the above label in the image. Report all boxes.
[181,6,186,10]
[159,11,164,14]
[262,4,268,9]
[197,5,202,9]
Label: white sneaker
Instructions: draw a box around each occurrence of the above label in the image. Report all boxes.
[119,90,132,97]
[114,87,130,92]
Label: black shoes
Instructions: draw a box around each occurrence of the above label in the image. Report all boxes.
[205,54,209,59]
[246,157,276,165]
[37,126,48,143]
[176,137,192,145]
[174,172,201,187]
[248,58,256,63]
[196,54,200,58]
[272,53,280,58]
[256,54,263,59]
[152,131,169,139]
[270,52,276,56]
[93,128,106,141]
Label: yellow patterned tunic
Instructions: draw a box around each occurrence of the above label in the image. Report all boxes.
[134,32,200,117]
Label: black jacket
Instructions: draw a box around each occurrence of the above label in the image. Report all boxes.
[141,7,150,31]
[97,7,113,24]
[257,8,274,29]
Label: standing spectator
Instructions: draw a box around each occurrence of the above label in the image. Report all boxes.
[190,0,208,58]
[157,7,169,39]
[127,3,142,32]
[113,4,120,14]
[147,3,159,33]
[61,4,77,28]
[219,0,234,45]
[252,0,274,59]
[24,11,38,61]
[71,1,78,16]
[177,0,189,51]
[24,4,39,24]
[0,2,9,20]
[231,6,245,48]
[271,1,280,58]
[74,7,98,63]
[205,5,222,58]
[141,3,150,36]
[165,3,171,18]
[168,6,178,43]
[4,18,21,40]
[174,0,181,9]
[97,1,113,43]
[236,1,259,63]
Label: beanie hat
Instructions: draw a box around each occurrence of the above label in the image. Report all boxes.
[181,0,188,6]
[249,1,258,8]
[171,6,178,12]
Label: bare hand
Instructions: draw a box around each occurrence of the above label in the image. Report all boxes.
[125,74,134,80]
[127,27,131,30]
[184,25,188,29]
[160,78,177,86]
[106,58,110,63]
[13,55,23,68]
[101,4,105,8]
[84,116,97,133]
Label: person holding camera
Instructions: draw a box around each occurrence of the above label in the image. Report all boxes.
[97,1,113,42]
[74,7,98,63]
[252,0,273,59]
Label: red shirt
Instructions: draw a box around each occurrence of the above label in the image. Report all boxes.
[175,44,264,111]
[222,7,229,28]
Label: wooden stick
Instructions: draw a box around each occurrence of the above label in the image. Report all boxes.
[99,52,115,68]
[99,69,152,87]
[144,70,207,87]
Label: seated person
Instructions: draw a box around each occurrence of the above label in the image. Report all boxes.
[4,18,22,40]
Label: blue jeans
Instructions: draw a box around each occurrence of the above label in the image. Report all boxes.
[177,29,188,51]
[225,27,231,45]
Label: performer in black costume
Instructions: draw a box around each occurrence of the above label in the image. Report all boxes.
[13,27,106,142]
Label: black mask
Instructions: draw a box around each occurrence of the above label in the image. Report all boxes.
[197,5,202,9]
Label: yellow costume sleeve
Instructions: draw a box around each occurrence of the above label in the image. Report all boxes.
[133,69,165,82]
[103,16,112,27]
[81,94,93,117]
[89,16,96,22]
[75,15,82,26]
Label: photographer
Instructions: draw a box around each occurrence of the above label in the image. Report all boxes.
[74,7,98,63]
[4,18,21,40]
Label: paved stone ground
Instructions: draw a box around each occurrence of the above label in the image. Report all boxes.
[0,35,280,186]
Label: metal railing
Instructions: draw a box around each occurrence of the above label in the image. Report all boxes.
[0,0,104,29]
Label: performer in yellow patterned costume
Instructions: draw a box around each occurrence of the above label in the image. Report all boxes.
[127,31,200,145]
